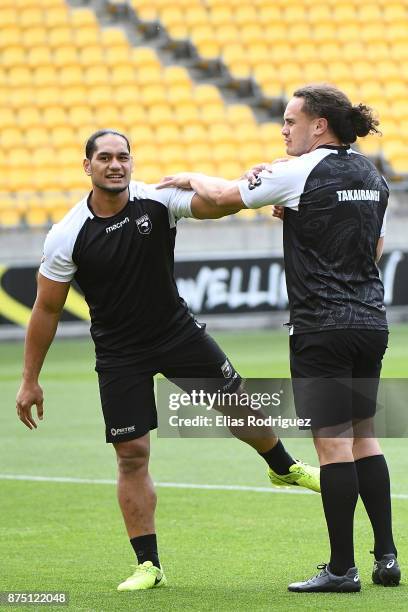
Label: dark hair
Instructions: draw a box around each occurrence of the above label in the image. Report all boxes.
[85,129,131,159]
[293,84,381,144]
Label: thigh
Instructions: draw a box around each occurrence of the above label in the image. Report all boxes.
[160,330,242,394]
[98,368,157,444]
[290,331,353,430]
[352,330,388,421]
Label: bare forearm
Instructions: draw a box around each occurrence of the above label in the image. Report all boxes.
[189,174,244,216]
[23,304,60,382]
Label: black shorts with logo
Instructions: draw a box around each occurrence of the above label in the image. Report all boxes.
[98,327,241,443]
[290,329,388,430]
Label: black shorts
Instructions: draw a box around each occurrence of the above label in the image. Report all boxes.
[290,329,388,430]
[98,328,241,443]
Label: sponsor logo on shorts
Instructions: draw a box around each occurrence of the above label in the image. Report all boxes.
[221,359,233,378]
[136,214,152,234]
[110,425,136,437]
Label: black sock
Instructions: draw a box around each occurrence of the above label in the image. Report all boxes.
[259,440,295,474]
[130,533,160,568]
[355,454,397,560]
[320,462,359,576]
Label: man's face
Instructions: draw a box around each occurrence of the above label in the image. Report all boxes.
[281,97,321,157]
[84,134,133,193]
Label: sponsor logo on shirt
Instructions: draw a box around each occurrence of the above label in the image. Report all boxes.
[106,217,130,234]
[136,214,152,235]
[337,189,380,202]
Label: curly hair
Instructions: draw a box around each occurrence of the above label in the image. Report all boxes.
[293,84,381,144]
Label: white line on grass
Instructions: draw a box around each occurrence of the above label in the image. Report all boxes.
[1,473,408,499]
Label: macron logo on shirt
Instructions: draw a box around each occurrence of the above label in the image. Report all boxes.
[106,217,130,234]
[337,189,380,202]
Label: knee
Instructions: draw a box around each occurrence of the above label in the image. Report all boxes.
[115,438,150,474]
[314,436,354,465]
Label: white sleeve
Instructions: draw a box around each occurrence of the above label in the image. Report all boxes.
[152,185,195,221]
[39,226,77,283]
[380,212,386,237]
[238,163,305,209]
[238,149,331,210]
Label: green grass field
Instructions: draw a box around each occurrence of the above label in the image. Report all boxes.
[1,326,407,611]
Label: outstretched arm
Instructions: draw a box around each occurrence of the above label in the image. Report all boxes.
[16,274,70,429]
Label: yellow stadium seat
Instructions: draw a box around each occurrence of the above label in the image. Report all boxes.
[258,5,282,23]
[74,27,100,48]
[308,4,332,21]
[70,8,97,28]
[227,104,255,125]
[42,106,68,128]
[17,106,42,129]
[48,26,72,47]
[234,5,258,26]
[21,27,48,47]
[79,45,105,66]
[211,142,237,163]
[342,41,366,60]
[367,42,391,61]
[215,24,240,46]
[1,127,25,147]
[45,6,70,28]
[131,1,158,22]
[384,4,407,22]
[358,137,381,156]
[0,9,18,27]
[0,206,23,227]
[265,23,287,43]
[25,204,50,227]
[209,6,233,27]
[194,84,222,105]
[159,6,184,28]
[376,60,401,81]
[109,64,136,86]
[292,42,318,63]
[34,146,58,167]
[59,65,84,87]
[174,102,201,125]
[83,65,111,86]
[360,23,385,43]
[357,4,382,21]
[100,28,128,47]
[8,168,33,192]
[9,147,31,167]
[128,125,155,145]
[94,105,123,127]
[182,123,208,145]
[131,47,160,69]
[134,165,162,184]
[351,60,375,82]
[27,46,53,68]
[240,24,264,46]
[155,124,181,145]
[188,160,217,175]
[259,122,283,144]
[8,87,32,108]
[18,7,44,28]
[386,23,408,43]
[49,198,72,224]
[390,155,408,175]
[167,84,193,105]
[136,65,162,86]
[32,65,57,86]
[61,84,88,108]
[216,160,242,180]
[148,104,175,125]
[379,119,400,139]
[35,86,61,108]
[2,46,27,68]
[68,105,95,126]
[56,146,82,167]
[186,143,213,164]
[163,65,191,86]
[8,67,32,87]
[247,43,271,65]
[384,80,407,100]
[333,4,356,22]
[105,45,131,64]
[121,103,149,129]
[185,6,208,28]
[54,45,79,67]
[0,26,21,48]
[207,122,235,144]
[288,24,312,44]
[140,84,166,106]
[0,108,16,128]
[114,85,141,106]
[51,126,77,146]
[87,85,113,106]
[201,103,226,125]
[313,22,337,42]
[390,42,408,61]
[132,144,158,164]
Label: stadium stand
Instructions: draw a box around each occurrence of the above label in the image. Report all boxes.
[0,0,407,228]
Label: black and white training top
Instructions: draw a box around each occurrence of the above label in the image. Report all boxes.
[239,145,388,334]
[39,181,196,369]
